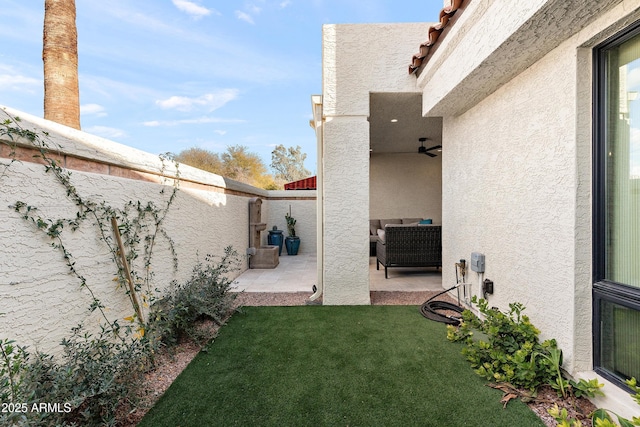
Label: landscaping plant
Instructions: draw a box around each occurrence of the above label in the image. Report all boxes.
[447,297,557,391]
[549,376,640,426]
[149,246,241,345]
[0,248,240,427]
[285,211,296,237]
[446,297,640,426]
[555,377,640,427]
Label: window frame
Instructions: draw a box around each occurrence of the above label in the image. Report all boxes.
[593,19,640,390]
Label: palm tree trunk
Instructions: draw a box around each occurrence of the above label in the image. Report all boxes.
[43,0,80,130]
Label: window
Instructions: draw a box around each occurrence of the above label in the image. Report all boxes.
[594,21,640,389]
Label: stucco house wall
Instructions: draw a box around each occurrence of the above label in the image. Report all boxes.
[369,153,442,222]
[414,0,640,417]
[321,23,430,305]
[0,107,316,355]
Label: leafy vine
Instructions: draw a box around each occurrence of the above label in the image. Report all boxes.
[1,113,180,337]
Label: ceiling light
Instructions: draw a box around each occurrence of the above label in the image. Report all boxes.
[390,119,398,123]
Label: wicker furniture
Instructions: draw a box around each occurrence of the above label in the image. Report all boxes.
[376,225,442,278]
[369,218,422,256]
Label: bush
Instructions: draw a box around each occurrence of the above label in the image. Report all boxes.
[447,297,556,391]
[0,246,241,426]
[149,246,241,345]
[0,325,149,427]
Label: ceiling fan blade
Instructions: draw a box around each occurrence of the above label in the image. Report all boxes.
[424,151,437,157]
[425,145,442,151]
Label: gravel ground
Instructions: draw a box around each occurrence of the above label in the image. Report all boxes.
[122,291,594,427]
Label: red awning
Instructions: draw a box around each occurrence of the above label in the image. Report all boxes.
[284,176,316,190]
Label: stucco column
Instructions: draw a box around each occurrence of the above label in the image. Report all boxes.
[322,115,370,305]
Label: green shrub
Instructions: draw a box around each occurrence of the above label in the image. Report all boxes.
[0,325,149,427]
[447,297,556,391]
[149,246,241,345]
[0,246,241,426]
[588,377,640,427]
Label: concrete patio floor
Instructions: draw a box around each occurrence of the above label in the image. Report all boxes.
[232,253,443,293]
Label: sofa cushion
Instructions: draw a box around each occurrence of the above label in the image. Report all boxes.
[377,229,385,242]
[402,218,422,224]
[380,218,402,228]
[369,219,381,235]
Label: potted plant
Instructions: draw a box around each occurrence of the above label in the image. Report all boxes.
[285,211,300,255]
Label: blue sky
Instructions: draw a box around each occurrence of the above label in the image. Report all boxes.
[0,0,442,174]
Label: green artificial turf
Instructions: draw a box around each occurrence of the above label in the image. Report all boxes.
[139,305,545,427]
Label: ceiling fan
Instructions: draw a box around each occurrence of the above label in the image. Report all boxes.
[418,137,442,157]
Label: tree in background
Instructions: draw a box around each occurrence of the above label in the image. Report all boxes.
[176,145,278,190]
[175,147,223,175]
[221,145,274,188]
[43,0,81,129]
[270,145,311,183]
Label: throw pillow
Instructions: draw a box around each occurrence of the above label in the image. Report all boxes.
[369,219,380,235]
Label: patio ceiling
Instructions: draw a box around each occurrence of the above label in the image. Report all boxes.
[369,93,442,155]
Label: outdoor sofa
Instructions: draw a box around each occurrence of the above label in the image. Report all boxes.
[375,223,442,278]
[369,218,425,256]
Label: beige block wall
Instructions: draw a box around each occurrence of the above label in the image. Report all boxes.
[264,191,317,255]
[369,153,442,222]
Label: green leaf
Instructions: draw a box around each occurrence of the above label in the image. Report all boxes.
[592,408,614,422]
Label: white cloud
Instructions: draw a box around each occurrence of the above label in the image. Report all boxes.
[235,10,255,24]
[84,125,127,139]
[156,89,239,112]
[235,2,267,24]
[143,117,245,127]
[171,0,217,19]
[81,75,160,102]
[627,66,640,92]
[80,103,107,117]
[214,130,227,135]
[0,66,39,91]
[247,4,262,14]
[279,0,292,8]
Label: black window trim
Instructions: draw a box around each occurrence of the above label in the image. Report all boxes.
[592,19,640,391]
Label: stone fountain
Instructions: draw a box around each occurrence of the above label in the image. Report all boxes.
[248,197,279,269]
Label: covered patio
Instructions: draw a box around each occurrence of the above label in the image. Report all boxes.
[233,253,443,294]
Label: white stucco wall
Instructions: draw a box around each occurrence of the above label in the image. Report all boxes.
[415,0,640,417]
[439,44,580,366]
[369,153,442,222]
[0,107,316,355]
[417,0,624,116]
[0,161,249,356]
[321,23,430,304]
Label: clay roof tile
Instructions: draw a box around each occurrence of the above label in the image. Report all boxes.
[409,0,467,75]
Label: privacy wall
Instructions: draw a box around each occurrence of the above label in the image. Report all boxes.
[0,107,315,355]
